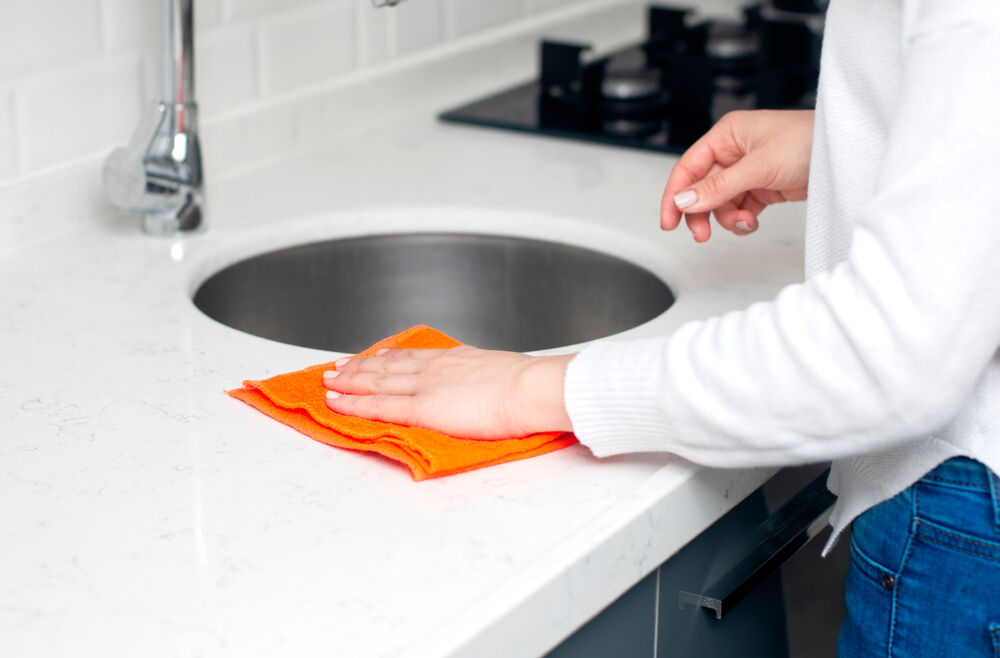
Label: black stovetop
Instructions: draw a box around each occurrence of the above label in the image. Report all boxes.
[440,3,826,154]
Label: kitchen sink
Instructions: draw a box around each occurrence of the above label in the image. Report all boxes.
[193,233,674,353]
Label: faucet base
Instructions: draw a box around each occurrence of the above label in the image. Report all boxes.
[142,195,203,236]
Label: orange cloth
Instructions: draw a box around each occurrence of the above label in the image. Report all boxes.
[228,325,578,481]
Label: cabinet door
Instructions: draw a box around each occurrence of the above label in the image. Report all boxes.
[546,489,789,658]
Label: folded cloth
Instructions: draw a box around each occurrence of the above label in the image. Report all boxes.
[228,325,578,480]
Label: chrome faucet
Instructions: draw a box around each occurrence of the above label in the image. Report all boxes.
[104,0,201,235]
[104,0,404,235]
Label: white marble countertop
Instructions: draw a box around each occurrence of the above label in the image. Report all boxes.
[0,3,807,656]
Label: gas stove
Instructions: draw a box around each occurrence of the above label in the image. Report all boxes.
[440,2,827,154]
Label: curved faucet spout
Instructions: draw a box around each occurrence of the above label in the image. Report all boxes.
[105,0,404,235]
[104,0,202,235]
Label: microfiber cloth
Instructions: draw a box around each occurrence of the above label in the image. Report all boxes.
[228,325,578,480]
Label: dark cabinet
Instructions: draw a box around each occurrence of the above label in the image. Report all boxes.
[546,464,846,658]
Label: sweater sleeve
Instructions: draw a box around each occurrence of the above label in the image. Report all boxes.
[564,14,1000,467]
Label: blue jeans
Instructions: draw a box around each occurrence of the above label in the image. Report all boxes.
[838,457,1000,657]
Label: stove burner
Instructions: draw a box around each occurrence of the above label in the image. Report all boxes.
[705,20,760,62]
[600,68,662,101]
[439,2,826,155]
[715,73,750,94]
[600,118,662,139]
[598,67,670,119]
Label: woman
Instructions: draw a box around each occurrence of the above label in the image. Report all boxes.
[324,1,1000,654]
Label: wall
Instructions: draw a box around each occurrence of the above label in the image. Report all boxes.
[0,0,593,186]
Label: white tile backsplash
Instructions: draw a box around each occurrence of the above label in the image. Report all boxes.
[448,0,524,38]
[0,0,606,184]
[258,3,356,97]
[0,1,103,79]
[356,2,392,67]
[526,0,579,12]
[0,87,16,180]
[99,0,158,54]
[197,0,225,29]
[197,23,258,115]
[224,0,317,21]
[391,0,445,56]
[14,55,144,171]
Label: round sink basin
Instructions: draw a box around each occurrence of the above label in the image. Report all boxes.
[193,233,674,353]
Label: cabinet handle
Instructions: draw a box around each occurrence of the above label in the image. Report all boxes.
[678,468,836,620]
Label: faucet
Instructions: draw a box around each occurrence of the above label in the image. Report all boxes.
[104,0,404,235]
[104,0,202,235]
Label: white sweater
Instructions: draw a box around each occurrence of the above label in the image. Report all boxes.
[564,0,1000,551]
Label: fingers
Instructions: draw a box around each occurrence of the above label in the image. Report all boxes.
[661,111,782,240]
[667,153,769,240]
[334,348,449,375]
[661,130,736,231]
[661,161,706,231]
[324,370,419,396]
[714,195,761,235]
[325,391,415,426]
[322,350,424,424]
[732,194,767,234]
[673,152,766,217]
[685,212,712,242]
[324,347,455,404]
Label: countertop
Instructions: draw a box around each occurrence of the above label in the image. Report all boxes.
[0,3,807,656]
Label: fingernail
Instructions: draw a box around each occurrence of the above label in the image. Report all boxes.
[674,190,697,210]
[323,370,340,380]
[326,390,342,400]
[334,357,351,368]
[375,348,389,356]
[735,220,754,234]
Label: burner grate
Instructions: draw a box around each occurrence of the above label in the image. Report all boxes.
[439,2,825,154]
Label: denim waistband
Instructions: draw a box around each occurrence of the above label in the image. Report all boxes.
[921,456,999,490]
[919,456,1000,536]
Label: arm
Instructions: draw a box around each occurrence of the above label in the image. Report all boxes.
[566,15,1000,465]
[326,14,1000,464]
[323,110,817,439]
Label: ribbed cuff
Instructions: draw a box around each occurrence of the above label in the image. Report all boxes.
[564,336,674,457]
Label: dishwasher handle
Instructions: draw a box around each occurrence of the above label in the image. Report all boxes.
[678,468,836,620]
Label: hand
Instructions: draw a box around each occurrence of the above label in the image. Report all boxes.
[323,346,575,439]
[662,109,814,242]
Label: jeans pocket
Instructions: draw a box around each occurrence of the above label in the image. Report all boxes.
[917,458,1000,542]
[848,531,899,587]
[838,534,897,657]
[915,477,1000,564]
[991,624,1000,658]
[913,518,1000,564]
[850,487,913,577]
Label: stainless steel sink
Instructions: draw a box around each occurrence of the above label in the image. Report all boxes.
[193,233,674,353]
